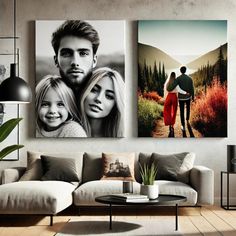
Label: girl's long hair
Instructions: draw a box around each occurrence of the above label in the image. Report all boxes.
[80,67,124,137]
[35,75,81,130]
[164,72,176,99]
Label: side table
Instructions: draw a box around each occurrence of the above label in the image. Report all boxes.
[221,171,236,210]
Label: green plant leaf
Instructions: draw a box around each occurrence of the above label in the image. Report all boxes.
[0,118,23,143]
[0,144,24,160]
[139,162,158,185]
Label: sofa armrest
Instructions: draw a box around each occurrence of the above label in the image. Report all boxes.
[189,165,214,205]
[1,167,26,184]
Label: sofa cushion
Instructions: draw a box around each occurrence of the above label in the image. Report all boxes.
[177,153,195,183]
[0,181,76,214]
[156,180,197,205]
[73,180,141,205]
[138,152,152,183]
[19,151,84,181]
[83,153,140,184]
[41,155,80,182]
[19,151,43,181]
[82,153,103,183]
[101,153,136,181]
[151,152,195,183]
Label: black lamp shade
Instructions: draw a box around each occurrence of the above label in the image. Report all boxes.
[0,64,32,103]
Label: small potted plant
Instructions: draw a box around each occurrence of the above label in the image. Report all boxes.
[139,162,158,199]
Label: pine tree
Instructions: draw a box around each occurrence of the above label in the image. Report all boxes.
[138,63,144,92]
[214,45,226,84]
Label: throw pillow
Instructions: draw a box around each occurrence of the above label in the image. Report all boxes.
[137,153,152,183]
[101,152,136,181]
[82,153,103,183]
[19,151,43,181]
[177,152,195,183]
[150,152,195,183]
[41,155,80,182]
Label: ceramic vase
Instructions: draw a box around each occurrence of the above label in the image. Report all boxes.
[140,184,159,199]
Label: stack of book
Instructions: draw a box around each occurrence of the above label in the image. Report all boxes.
[110,193,149,202]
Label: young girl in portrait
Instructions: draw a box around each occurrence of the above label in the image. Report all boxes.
[79,67,124,137]
[35,75,87,137]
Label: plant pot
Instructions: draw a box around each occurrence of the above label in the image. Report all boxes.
[140,184,159,199]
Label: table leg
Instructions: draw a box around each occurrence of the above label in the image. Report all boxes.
[227,172,229,210]
[109,203,112,230]
[175,204,178,231]
[221,172,223,207]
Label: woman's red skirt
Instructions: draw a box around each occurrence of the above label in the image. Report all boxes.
[163,93,178,126]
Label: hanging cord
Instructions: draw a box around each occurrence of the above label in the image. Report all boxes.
[13,0,16,64]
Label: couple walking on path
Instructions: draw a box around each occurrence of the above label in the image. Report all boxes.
[163,66,194,137]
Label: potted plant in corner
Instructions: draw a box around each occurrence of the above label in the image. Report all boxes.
[139,162,158,199]
[0,118,24,160]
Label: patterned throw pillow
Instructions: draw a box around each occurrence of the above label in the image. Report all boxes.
[101,153,136,181]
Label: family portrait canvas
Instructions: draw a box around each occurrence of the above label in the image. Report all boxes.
[138,20,227,138]
[35,20,125,138]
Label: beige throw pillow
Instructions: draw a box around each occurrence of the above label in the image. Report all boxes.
[101,152,136,181]
[19,151,43,181]
[177,153,195,183]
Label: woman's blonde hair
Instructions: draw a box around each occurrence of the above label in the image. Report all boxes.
[164,72,176,99]
[35,75,81,130]
[80,67,124,137]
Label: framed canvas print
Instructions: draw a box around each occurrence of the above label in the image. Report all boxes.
[35,20,125,138]
[0,53,20,160]
[138,20,227,138]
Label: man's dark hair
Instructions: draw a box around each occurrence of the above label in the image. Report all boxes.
[51,20,100,56]
[180,66,187,74]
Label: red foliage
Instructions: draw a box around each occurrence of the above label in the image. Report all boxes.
[142,91,162,102]
[191,80,227,137]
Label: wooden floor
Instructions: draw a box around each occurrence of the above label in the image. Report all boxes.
[1,205,236,235]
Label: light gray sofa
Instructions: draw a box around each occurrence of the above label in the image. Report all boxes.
[0,151,214,225]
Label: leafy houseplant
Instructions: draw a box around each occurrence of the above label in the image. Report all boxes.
[0,118,24,160]
[139,162,159,199]
[139,162,158,185]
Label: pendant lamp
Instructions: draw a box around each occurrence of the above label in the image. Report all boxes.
[0,0,32,103]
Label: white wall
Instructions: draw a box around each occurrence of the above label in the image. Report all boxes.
[1,0,236,204]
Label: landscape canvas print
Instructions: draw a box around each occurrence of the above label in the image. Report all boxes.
[138,20,227,138]
[35,20,125,138]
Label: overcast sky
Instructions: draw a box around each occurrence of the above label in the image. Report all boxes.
[138,20,227,64]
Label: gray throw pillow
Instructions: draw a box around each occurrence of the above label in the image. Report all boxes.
[137,153,152,183]
[150,152,195,183]
[82,153,103,183]
[41,155,80,182]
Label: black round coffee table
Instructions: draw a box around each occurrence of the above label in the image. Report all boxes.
[95,194,186,231]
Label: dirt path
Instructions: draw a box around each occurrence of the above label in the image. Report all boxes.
[152,108,202,138]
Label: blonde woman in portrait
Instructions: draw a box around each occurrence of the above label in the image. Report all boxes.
[79,67,124,137]
[36,75,87,137]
